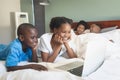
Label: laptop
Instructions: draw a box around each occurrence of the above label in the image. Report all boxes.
[55,35,107,77]
[55,59,84,76]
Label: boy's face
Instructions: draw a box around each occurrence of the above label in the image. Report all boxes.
[21,28,38,48]
[54,23,71,40]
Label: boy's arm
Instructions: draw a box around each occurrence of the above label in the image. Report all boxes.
[7,64,47,72]
[32,45,38,62]
[31,47,38,62]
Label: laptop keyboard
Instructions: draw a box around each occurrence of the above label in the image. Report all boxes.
[68,66,83,76]
[55,61,83,71]
[55,61,83,76]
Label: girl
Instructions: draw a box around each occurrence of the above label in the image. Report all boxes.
[39,17,77,62]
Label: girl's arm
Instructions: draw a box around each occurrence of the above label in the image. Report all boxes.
[41,34,63,62]
[64,42,77,58]
[41,45,61,62]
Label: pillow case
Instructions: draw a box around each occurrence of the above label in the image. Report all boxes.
[100,26,118,33]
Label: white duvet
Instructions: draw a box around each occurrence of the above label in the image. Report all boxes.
[0,69,83,80]
[85,54,120,80]
[0,59,83,80]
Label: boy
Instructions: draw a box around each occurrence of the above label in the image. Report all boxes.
[2,23,47,71]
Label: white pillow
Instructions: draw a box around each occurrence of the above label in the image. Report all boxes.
[100,26,118,33]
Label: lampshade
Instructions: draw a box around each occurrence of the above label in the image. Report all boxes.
[39,0,50,6]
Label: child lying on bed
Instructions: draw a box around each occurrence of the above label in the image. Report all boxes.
[0,23,47,71]
[39,17,77,62]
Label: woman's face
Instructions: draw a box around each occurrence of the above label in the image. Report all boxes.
[54,23,71,40]
[76,25,85,34]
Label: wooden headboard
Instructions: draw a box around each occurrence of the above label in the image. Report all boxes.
[72,20,120,29]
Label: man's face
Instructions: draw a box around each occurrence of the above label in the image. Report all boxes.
[22,28,38,48]
[90,24,101,33]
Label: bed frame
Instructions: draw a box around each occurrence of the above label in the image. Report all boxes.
[72,20,120,29]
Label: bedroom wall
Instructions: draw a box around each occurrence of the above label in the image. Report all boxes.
[20,0,34,24]
[0,0,20,44]
[45,0,120,32]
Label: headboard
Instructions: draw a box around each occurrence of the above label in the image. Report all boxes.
[72,20,120,29]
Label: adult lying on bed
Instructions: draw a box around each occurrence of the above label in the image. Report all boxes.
[0,23,47,71]
[90,24,102,33]
[74,20,90,35]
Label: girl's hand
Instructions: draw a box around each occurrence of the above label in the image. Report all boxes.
[62,36,71,44]
[53,34,63,44]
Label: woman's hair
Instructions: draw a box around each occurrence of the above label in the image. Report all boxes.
[49,17,73,32]
[74,20,89,31]
[17,23,36,37]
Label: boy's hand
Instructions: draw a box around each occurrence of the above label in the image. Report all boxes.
[29,64,48,71]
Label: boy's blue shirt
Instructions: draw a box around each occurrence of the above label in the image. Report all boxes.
[0,39,32,67]
[0,44,8,60]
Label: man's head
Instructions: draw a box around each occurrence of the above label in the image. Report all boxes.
[90,24,102,33]
[17,23,38,48]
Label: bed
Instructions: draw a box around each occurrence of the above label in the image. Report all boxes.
[1,20,120,80]
[71,20,120,58]
[71,20,120,80]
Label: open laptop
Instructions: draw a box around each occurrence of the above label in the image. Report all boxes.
[55,59,84,76]
[55,35,107,77]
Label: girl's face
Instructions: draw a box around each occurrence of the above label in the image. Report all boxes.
[76,25,85,34]
[54,23,71,40]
